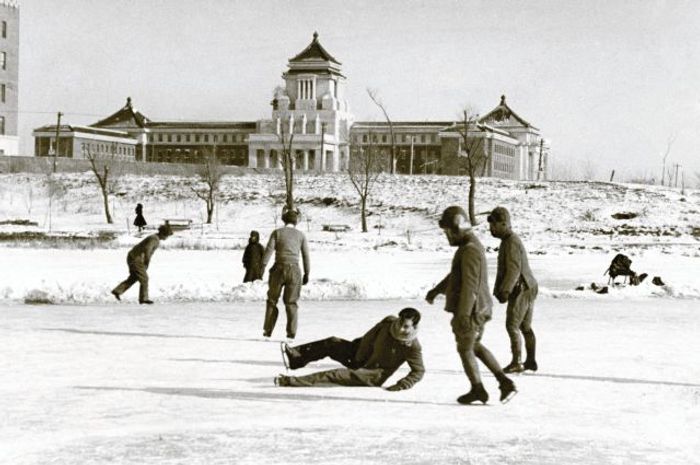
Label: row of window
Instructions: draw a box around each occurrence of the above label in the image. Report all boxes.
[493,154,514,174]
[2,21,6,39]
[494,144,516,157]
[354,133,438,144]
[149,132,248,144]
[147,147,247,165]
[80,142,135,156]
[0,115,4,135]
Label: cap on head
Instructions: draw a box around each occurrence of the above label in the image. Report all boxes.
[158,224,173,237]
[250,230,260,239]
[282,207,299,225]
[487,206,510,224]
[438,206,470,230]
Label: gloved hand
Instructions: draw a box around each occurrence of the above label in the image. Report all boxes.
[385,384,403,392]
[425,288,438,304]
[496,291,509,304]
[302,273,309,285]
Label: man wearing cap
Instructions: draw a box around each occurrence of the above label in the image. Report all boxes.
[488,206,539,373]
[425,206,517,405]
[261,207,310,340]
[111,224,173,304]
[275,307,424,391]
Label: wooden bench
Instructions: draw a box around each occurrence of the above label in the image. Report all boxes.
[322,224,351,232]
[164,218,193,231]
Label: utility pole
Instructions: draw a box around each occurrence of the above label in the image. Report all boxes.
[53,112,62,173]
[673,163,681,187]
[409,136,414,175]
[320,122,326,172]
[537,139,544,180]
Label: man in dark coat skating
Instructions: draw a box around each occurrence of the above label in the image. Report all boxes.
[261,207,310,340]
[488,206,539,373]
[275,307,424,391]
[242,230,264,282]
[425,206,516,405]
[111,224,172,304]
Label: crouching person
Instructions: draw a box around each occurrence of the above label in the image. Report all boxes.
[275,307,424,391]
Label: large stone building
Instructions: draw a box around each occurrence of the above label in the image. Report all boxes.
[0,0,19,156]
[33,32,550,179]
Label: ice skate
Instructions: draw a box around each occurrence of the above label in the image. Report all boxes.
[111,290,121,301]
[499,378,517,404]
[503,362,524,374]
[523,359,538,372]
[457,383,489,405]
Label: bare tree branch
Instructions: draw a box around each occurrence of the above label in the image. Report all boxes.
[367,88,396,174]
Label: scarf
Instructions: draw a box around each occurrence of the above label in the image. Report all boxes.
[389,318,418,346]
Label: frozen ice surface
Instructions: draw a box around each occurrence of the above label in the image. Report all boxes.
[2,299,699,464]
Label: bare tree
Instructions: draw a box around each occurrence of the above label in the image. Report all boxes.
[278,121,296,211]
[367,88,396,174]
[347,133,384,232]
[85,142,121,224]
[660,134,676,186]
[455,108,486,226]
[191,146,223,224]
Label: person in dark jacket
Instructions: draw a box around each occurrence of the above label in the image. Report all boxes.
[242,230,264,282]
[111,224,172,304]
[261,207,310,340]
[275,307,424,391]
[425,206,516,405]
[133,203,147,233]
[488,206,539,373]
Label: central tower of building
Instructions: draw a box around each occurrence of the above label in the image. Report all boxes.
[248,32,353,171]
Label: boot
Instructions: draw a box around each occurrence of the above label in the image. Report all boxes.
[499,377,517,403]
[281,343,303,370]
[457,383,489,405]
[523,359,538,372]
[503,361,524,374]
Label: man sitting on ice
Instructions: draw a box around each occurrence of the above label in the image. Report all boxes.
[274,307,425,391]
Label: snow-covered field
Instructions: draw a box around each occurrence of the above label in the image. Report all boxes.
[1,172,699,463]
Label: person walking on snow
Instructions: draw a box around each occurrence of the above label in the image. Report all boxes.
[488,206,539,373]
[425,206,517,405]
[276,307,424,391]
[111,224,173,304]
[261,207,310,340]
[242,230,264,282]
[133,203,147,233]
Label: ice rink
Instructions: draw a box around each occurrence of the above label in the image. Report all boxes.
[3,298,698,464]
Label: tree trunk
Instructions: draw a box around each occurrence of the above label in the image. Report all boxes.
[100,183,113,224]
[360,196,368,233]
[206,196,214,224]
[468,173,477,226]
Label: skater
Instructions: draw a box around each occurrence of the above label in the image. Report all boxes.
[276,307,424,391]
[425,206,516,405]
[133,203,147,233]
[488,206,539,373]
[242,230,264,282]
[261,207,310,340]
[111,224,173,304]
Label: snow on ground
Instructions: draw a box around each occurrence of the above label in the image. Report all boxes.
[2,299,699,464]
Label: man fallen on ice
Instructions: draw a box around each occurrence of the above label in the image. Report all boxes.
[274,307,424,391]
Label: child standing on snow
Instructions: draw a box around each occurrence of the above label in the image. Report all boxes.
[134,203,147,233]
[242,230,264,283]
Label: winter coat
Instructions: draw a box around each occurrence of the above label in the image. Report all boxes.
[352,316,425,389]
[133,204,147,228]
[494,231,537,302]
[262,226,310,275]
[432,231,493,327]
[242,242,264,282]
[127,234,160,268]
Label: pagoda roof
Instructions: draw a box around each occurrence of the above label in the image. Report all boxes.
[479,95,538,130]
[92,97,151,129]
[289,32,341,65]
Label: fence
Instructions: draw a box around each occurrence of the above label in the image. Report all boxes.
[0,155,282,177]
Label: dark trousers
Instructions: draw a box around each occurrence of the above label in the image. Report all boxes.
[112,257,149,302]
[290,337,361,369]
[505,286,537,363]
[264,263,301,338]
[452,315,505,387]
[285,337,384,387]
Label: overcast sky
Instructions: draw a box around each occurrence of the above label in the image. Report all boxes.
[17,0,700,182]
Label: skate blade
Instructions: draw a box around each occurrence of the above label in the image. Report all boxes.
[279,342,289,371]
[500,390,518,404]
